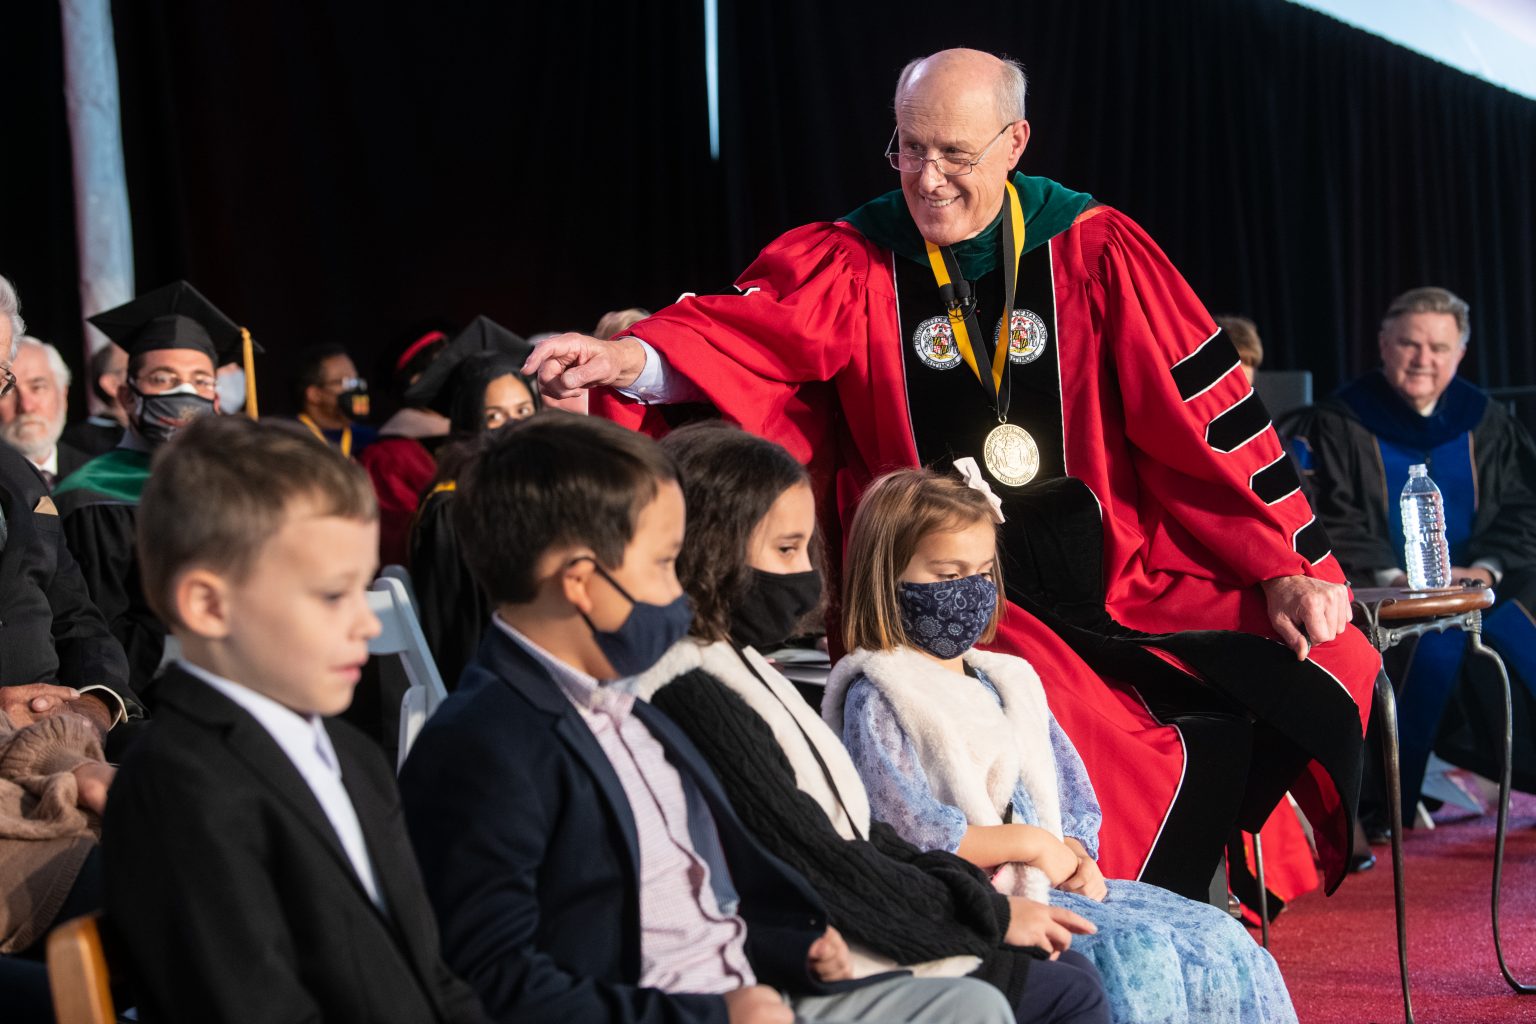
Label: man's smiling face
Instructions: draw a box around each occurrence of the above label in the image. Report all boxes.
[895,54,1029,248]
[1378,311,1465,413]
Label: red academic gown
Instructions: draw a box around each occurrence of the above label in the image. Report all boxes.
[360,436,438,567]
[596,204,1378,891]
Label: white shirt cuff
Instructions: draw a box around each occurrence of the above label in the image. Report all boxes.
[1373,567,1405,587]
[1470,557,1504,585]
[613,339,670,403]
[77,685,127,729]
[612,338,704,405]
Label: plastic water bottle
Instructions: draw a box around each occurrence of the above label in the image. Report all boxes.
[1400,464,1451,590]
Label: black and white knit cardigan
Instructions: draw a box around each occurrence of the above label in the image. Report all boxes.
[633,639,1041,1002]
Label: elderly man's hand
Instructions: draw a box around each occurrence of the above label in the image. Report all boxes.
[522,333,647,400]
[72,762,116,816]
[0,684,82,728]
[1262,575,1351,660]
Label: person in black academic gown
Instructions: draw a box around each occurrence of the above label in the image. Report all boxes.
[1287,286,1536,822]
[60,344,129,458]
[405,317,535,689]
[53,281,258,706]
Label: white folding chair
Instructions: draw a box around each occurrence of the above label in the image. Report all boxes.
[368,572,448,771]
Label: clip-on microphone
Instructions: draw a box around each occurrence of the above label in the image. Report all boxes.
[937,277,976,318]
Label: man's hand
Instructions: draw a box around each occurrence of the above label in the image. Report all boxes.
[521,333,647,400]
[1262,575,1350,660]
[1057,838,1108,902]
[1002,898,1096,958]
[806,925,852,982]
[0,684,82,728]
[67,693,115,740]
[1452,566,1496,588]
[72,761,116,816]
[724,985,793,1024]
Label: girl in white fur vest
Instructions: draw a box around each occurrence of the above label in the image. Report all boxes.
[826,466,1298,1024]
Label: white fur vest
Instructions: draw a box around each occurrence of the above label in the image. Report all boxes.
[823,646,1063,903]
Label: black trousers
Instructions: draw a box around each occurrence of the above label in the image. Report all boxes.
[1010,950,1112,1024]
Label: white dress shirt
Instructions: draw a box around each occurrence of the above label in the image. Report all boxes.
[181,661,387,911]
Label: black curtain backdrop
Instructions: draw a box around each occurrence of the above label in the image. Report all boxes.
[106,0,721,412]
[4,0,1533,420]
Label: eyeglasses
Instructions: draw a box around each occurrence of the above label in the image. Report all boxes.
[0,366,15,399]
[885,123,1015,177]
[134,370,218,396]
[325,376,365,392]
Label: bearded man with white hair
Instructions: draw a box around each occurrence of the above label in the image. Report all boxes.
[524,48,1382,903]
[0,336,90,489]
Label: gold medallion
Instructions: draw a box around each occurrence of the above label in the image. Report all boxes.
[983,422,1039,487]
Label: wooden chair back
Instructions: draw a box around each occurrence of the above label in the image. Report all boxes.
[46,912,116,1024]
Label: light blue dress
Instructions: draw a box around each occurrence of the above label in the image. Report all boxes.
[842,669,1299,1024]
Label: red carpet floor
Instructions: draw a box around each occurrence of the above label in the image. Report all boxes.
[1268,793,1536,1024]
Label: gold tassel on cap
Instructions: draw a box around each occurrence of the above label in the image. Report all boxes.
[241,326,259,420]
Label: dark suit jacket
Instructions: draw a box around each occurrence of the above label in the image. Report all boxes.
[0,444,134,711]
[60,417,124,459]
[103,666,487,1024]
[400,628,857,1024]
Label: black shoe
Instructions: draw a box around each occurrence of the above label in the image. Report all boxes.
[1349,851,1378,873]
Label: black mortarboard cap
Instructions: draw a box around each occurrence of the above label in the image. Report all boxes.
[87,281,258,365]
[403,315,530,415]
[88,280,266,417]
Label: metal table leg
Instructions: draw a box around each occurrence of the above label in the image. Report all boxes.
[1375,669,1415,1024]
[1253,832,1270,949]
[1466,630,1536,995]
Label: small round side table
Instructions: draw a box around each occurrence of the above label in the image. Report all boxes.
[1351,584,1535,1023]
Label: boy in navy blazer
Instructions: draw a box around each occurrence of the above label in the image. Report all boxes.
[400,412,1013,1024]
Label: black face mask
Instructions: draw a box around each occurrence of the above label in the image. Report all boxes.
[337,384,370,420]
[729,568,823,651]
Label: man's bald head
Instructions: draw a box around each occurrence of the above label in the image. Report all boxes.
[895,49,1027,125]
[889,49,1031,247]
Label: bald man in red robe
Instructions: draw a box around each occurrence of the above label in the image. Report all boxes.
[525,49,1378,902]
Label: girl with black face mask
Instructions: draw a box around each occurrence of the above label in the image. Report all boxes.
[631,422,1114,1024]
[824,468,1299,1024]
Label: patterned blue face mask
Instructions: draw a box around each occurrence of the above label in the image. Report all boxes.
[898,573,998,660]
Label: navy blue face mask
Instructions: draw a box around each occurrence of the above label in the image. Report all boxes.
[898,573,998,660]
[578,560,695,679]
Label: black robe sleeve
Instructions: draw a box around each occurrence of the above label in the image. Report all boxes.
[1287,403,1399,581]
[46,507,136,712]
[1466,405,1536,592]
[649,670,1040,991]
[407,491,488,691]
[60,503,165,700]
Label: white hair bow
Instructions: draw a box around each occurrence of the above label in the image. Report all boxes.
[953,457,1006,524]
